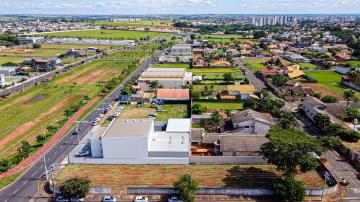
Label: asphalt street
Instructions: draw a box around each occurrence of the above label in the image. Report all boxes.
[0,49,162,202]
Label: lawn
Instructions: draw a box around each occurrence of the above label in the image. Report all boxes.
[0,57,30,65]
[0,60,132,159]
[298,62,319,70]
[241,58,265,71]
[152,63,190,69]
[119,104,189,121]
[55,164,324,199]
[341,61,360,68]
[35,29,167,40]
[193,102,244,110]
[106,51,149,59]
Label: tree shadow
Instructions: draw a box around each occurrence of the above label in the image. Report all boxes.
[223,166,279,188]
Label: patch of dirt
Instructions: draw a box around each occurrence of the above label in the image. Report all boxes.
[73,69,111,84]
[0,96,72,157]
[302,83,344,101]
[55,66,95,84]
[0,93,34,111]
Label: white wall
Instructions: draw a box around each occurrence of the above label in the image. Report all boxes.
[102,136,148,159]
[303,102,321,121]
[254,122,271,134]
[90,139,103,158]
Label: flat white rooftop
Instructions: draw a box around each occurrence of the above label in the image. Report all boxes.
[149,132,190,153]
[166,119,191,133]
[102,119,152,138]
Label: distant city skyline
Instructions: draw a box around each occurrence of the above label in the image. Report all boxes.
[0,0,360,15]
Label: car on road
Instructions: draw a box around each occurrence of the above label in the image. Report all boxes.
[168,196,183,202]
[91,121,97,126]
[56,196,69,202]
[134,196,148,202]
[340,178,350,186]
[103,196,116,201]
[49,163,59,171]
[99,114,105,118]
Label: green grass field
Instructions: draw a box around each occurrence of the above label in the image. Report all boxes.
[152,63,190,68]
[193,102,244,110]
[298,62,319,70]
[119,104,189,121]
[0,60,132,159]
[0,57,30,65]
[341,61,360,68]
[94,20,172,27]
[241,58,265,71]
[39,43,120,50]
[0,49,66,57]
[35,29,167,40]
[191,68,239,74]
[106,51,149,59]
[306,71,359,97]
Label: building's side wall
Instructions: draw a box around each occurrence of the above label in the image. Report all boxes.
[102,136,148,159]
[254,122,271,134]
[303,102,320,121]
[90,139,103,158]
[233,120,255,133]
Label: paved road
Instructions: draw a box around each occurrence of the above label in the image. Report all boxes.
[0,49,162,202]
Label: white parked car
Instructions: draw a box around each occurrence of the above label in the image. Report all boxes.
[49,163,59,171]
[103,196,116,202]
[134,196,148,202]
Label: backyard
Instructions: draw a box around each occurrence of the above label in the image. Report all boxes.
[34,29,167,40]
[55,164,325,200]
[119,103,190,121]
[193,101,244,110]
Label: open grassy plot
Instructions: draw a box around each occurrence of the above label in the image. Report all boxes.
[0,57,31,65]
[152,63,190,68]
[35,29,167,40]
[55,164,324,198]
[341,60,360,68]
[94,20,173,27]
[191,68,239,74]
[106,51,149,59]
[119,103,189,121]
[0,48,66,57]
[241,58,265,71]
[298,62,319,70]
[0,60,131,159]
[40,43,121,50]
[193,101,244,110]
[201,35,255,44]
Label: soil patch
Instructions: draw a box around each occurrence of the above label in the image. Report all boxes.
[74,69,111,84]
[56,66,95,84]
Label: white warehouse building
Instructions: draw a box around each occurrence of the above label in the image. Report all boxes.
[90,119,191,164]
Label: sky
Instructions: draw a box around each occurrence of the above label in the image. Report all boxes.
[0,0,359,15]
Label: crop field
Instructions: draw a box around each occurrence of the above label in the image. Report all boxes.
[106,51,149,59]
[55,164,324,199]
[35,29,167,40]
[241,58,265,71]
[94,20,173,27]
[119,104,189,121]
[0,60,131,159]
[193,101,244,110]
[0,48,65,57]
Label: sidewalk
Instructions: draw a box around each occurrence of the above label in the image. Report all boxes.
[0,95,101,180]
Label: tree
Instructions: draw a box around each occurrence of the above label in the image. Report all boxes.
[272,74,289,87]
[280,112,297,128]
[191,91,201,99]
[36,135,46,145]
[59,177,90,199]
[313,113,331,131]
[253,31,267,39]
[210,111,223,132]
[321,95,338,103]
[192,104,207,115]
[320,136,341,149]
[32,43,41,49]
[150,80,160,89]
[261,126,325,176]
[346,106,360,120]
[190,34,196,40]
[343,90,356,107]
[121,84,134,96]
[223,73,234,84]
[174,174,198,202]
[274,177,306,202]
[18,141,31,160]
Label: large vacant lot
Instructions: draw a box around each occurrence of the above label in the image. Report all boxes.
[35,29,167,40]
[94,20,172,27]
[56,164,324,199]
[241,58,265,71]
[0,60,131,159]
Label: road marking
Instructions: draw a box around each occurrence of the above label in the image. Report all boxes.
[13,189,19,194]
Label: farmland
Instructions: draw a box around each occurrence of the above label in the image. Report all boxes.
[241,58,265,71]
[55,164,324,200]
[119,104,189,121]
[35,29,167,40]
[0,60,132,159]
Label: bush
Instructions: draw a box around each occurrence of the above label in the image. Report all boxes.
[59,177,90,199]
[274,177,306,202]
[192,103,207,114]
[321,95,338,103]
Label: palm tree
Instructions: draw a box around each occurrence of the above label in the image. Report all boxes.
[344,90,356,107]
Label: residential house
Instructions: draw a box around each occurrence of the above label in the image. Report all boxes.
[138,68,192,91]
[220,135,268,156]
[219,85,256,100]
[284,52,311,63]
[285,65,305,79]
[335,52,351,61]
[0,66,18,76]
[0,74,5,88]
[230,109,275,134]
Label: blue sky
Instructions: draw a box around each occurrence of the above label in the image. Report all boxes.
[0,0,359,15]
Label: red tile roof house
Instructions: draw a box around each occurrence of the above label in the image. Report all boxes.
[156,89,190,100]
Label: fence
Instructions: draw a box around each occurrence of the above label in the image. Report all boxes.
[190,156,267,165]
